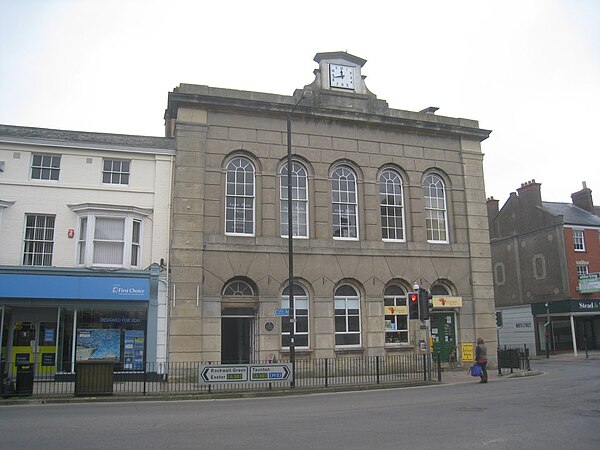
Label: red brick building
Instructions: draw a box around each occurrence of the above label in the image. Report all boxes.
[487,181,600,356]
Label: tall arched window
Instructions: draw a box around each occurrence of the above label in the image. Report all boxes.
[281,283,309,348]
[280,162,308,238]
[225,157,255,235]
[423,174,448,243]
[332,166,358,239]
[334,284,361,346]
[384,284,408,344]
[380,170,405,241]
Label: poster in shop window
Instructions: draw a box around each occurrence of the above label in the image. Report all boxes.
[123,330,145,371]
[76,328,121,361]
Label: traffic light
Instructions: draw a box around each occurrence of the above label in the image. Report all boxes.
[408,291,419,319]
[418,288,433,321]
[495,311,503,327]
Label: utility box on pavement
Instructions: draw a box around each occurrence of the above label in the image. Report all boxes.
[15,362,35,396]
[75,360,114,396]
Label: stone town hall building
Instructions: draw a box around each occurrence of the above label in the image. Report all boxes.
[164,51,496,364]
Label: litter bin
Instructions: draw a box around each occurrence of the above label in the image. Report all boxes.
[16,362,35,396]
[75,360,114,396]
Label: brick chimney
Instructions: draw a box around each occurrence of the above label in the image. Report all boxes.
[516,179,542,207]
[486,197,499,219]
[571,181,594,213]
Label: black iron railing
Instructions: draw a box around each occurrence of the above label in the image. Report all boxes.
[497,344,531,374]
[1,353,437,399]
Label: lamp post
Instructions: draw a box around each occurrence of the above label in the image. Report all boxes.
[286,92,307,388]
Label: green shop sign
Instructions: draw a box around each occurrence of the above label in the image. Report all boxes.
[579,273,600,294]
[531,299,600,314]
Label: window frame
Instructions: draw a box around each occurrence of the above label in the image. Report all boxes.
[70,204,151,269]
[334,284,361,347]
[281,283,310,349]
[31,153,61,181]
[379,169,406,242]
[573,229,585,252]
[577,264,589,277]
[331,166,359,240]
[223,279,256,296]
[22,214,55,266]
[423,173,449,243]
[225,157,256,236]
[280,161,309,238]
[384,285,409,345]
[102,158,131,185]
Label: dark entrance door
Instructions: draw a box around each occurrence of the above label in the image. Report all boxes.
[221,318,251,364]
[430,312,457,362]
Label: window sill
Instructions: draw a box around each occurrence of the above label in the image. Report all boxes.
[334,347,364,355]
[384,344,412,350]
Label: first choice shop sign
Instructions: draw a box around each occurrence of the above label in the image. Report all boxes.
[112,285,146,297]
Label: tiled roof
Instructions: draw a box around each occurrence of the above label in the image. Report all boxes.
[542,202,600,227]
[0,124,175,150]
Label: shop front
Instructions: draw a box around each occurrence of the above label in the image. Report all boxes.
[0,266,159,379]
[430,296,462,362]
[531,299,600,356]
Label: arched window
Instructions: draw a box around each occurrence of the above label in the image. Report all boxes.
[281,283,309,348]
[380,170,405,241]
[384,284,408,344]
[423,174,448,243]
[223,279,255,296]
[280,162,308,238]
[334,284,360,346]
[430,284,450,296]
[332,166,358,239]
[225,157,255,235]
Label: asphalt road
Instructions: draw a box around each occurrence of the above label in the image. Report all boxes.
[0,358,598,450]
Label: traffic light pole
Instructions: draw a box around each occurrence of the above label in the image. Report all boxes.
[422,319,432,381]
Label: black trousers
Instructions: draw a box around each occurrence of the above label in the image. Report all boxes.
[477,362,488,382]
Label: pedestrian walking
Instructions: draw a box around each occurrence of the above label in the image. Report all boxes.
[475,337,488,383]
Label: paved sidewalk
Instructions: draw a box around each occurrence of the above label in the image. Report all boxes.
[440,366,541,384]
[440,351,600,385]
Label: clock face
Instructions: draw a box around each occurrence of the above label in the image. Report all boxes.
[329,64,355,90]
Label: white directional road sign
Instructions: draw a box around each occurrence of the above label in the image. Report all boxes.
[250,364,290,381]
[199,363,292,384]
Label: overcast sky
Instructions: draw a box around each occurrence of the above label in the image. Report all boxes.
[1,0,598,205]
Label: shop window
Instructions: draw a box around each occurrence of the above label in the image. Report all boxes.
[75,309,147,371]
[334,284,361,346]
[380,170,405,241]
[423,174,449,243]
[102,159,130,185]
[225,157,255,235]
[280,161,308,238]
[281,283,309,348]
[384,284,408,344]
[23,214,55,266]
[332,166,358,239]
[31,153,61,181]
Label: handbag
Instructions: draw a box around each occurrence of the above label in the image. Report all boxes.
[470,364,482,377]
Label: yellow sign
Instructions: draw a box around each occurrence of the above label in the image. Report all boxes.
[433,296,463,308]
[461,343,474,362]
[384,305,408,315]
